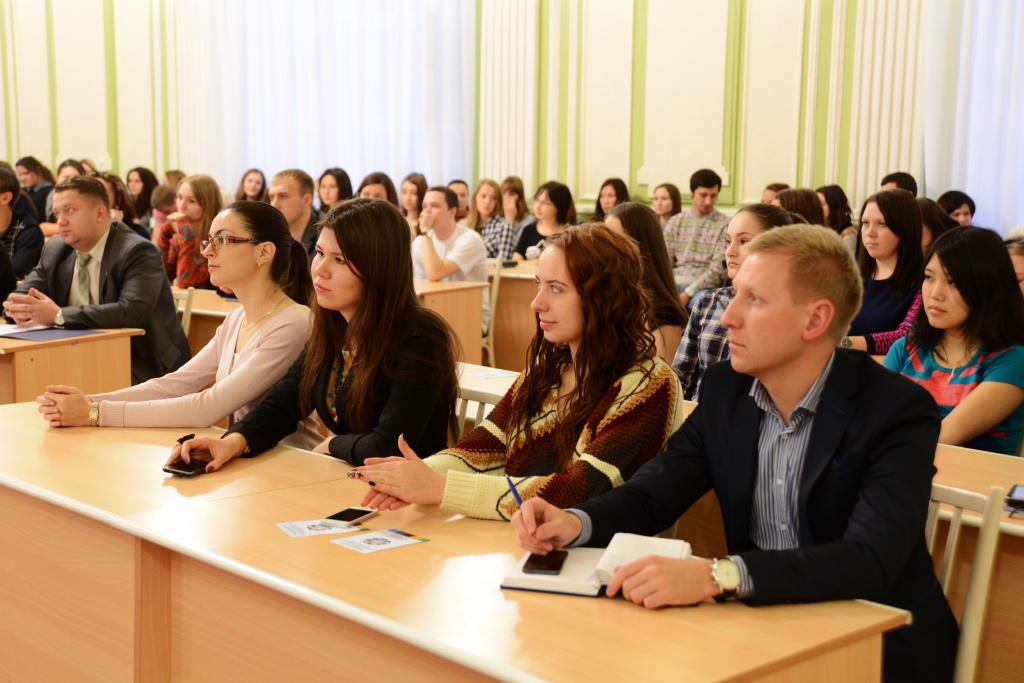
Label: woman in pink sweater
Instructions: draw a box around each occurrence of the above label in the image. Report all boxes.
[36,201,319,446]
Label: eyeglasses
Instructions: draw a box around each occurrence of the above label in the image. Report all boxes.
[200,235,260,252]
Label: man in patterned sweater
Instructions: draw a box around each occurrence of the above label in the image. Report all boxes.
[662,168,729,309]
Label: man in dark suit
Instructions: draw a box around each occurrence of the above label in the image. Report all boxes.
[513,224,958,682]
[3,176,190,384]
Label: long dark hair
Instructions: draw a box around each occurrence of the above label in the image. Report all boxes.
[775,188,825,225]
[816,184,852,233]
[96,172,138,223]
[535,181,576,225]
[127,167,160,218]
[357,172,399,207]
[911,227,1024,351]
[857,189,923,299]
[917,198,957,247]
[591,177,630,221]
[15,156,54,184]
[318,167,353,209]
[653,183,682,217]
[608,202,686,327]
[509,224,654,471]
[235,168,269,202]
[298,199,459,438]
[401,172,428,217]
[225,201,314,306]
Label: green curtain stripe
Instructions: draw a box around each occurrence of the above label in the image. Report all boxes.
[837,0,858,191]
[45,0,58,161]
[160,0,170,171]
[717,0,745,207]
[103,0,120,174]
[795,0,812,185]
[534,0,550,186]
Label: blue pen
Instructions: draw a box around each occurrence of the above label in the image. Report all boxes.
[505,475,524,507]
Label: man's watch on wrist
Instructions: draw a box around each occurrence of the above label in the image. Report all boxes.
[425,228,435,239]
[88,402,99,427]
[840,336,853,349]
[54,309,65,328]
[710,557,740,602]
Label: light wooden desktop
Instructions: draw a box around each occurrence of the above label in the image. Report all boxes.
[0,328,141,404]
[0,399,904,682]
[177,282,486,364]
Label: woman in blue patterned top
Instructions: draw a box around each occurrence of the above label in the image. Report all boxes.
[672,204,803,400]
[884,227,1024,454]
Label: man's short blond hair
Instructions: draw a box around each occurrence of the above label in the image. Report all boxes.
[272,169,315,198]
[744,224,863,341]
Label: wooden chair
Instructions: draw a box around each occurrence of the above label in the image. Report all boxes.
[481,258,503,367]
[173,287,195,337]
[925,484,1005,683]
[455,385,500,442]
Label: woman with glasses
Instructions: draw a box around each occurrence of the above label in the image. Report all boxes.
[165,199,461,473]
[35,201,320,447]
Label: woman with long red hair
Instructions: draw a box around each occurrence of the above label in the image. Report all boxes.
[352,223,684,520]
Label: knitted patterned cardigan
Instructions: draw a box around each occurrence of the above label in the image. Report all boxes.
[424,356,684,520]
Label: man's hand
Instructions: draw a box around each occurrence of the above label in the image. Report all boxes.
[605,556,719,609]
[511,497,583,554]
[3,288,61,326]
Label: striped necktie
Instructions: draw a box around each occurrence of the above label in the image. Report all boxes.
[76,252,92,306]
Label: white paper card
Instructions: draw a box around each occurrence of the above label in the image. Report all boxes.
[276,520,368,538]
[332,528,428,554]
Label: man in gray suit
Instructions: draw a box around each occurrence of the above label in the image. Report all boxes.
[3,176,190,384]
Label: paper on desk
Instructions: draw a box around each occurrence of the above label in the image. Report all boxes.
[464,369,518,379]
[276,520,369,538]
[332,528,429,553]
[0,324,50,337]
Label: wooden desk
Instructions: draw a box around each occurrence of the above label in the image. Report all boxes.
[0,328,141,404]
[0,400,905,682]
[177,282,486,364]
[492,261,537,371]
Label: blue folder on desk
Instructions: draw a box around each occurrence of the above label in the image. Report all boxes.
[1,329,102,342]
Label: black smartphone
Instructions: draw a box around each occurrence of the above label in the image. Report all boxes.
[318,507,379,528]
[162,457,210,477]
[523,550,568,575]
[1007,484,1024,507]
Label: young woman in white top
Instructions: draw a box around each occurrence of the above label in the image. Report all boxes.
[36,201,319,446]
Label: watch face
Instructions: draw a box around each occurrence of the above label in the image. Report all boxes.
[714,559,741,591]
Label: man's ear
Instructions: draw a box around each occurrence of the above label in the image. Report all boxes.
[803,298,836,342]
[302,193,313,209]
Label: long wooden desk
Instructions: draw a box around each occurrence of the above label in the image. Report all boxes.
[177,282,486,364]
[0,400,905,682]
[0,328,142,404]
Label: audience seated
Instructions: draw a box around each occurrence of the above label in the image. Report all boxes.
[447,179,471,221]
[760,181,789,204]
[513,223,958,683]
[357,171,399,206]
[413,186,489,333]
[467,178,515,259]
[127,167,160,229]
[880,171,918,196]
[918,197,958,254]
[815,184,856,253]
[353,224,684,520]
[42,160,87,230]
[0,161,37,218]
[3,176,190,384]
[95,172,150,241]
[842,189,923,354]
[149,185,176,241]
[772,187,825,225]
[36,201,319,446]
[662,168,729,309]
[591,177,629,222]
[885,227,1024,455]
[651,182,681,226]
[235,168,269,203]
[400,172,428,238]
[673,204,805,401]
[268,169,321,262]
[316,167,352,213]
[606,202,687,364]
[1008,240,1024,296]
[79,159,98,175]
[0,167,43,279]
[501,175,536,244]
[167,199,460,472]
[513,181,574,260]
[157,173,222,288]
[164,169,186,189]
[937,190,975,226]
[15,156,54,220]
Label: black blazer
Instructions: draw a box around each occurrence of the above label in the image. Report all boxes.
[577,350,958,682]
[15,222,191,384]
[228,315,451,465]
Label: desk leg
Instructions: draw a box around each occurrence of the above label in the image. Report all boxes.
[170,555,496,682]
[0,486,170,682]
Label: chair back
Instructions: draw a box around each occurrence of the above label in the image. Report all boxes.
[455,385,501,442]
[925,484,1005,683]
[481,258,503,366]
[173,287,196,336]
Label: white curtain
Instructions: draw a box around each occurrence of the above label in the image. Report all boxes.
[171,0,476,195]
[923,0,1024,235]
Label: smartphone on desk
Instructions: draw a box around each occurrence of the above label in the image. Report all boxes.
[163,457,210,477]
[523,550,568,575]
[319,507,379,528]
[1006,484,1024,507]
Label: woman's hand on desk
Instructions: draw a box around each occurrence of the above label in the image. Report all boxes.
[36,385,91,427]
[165,433,246,473]
[351,434,446,508]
